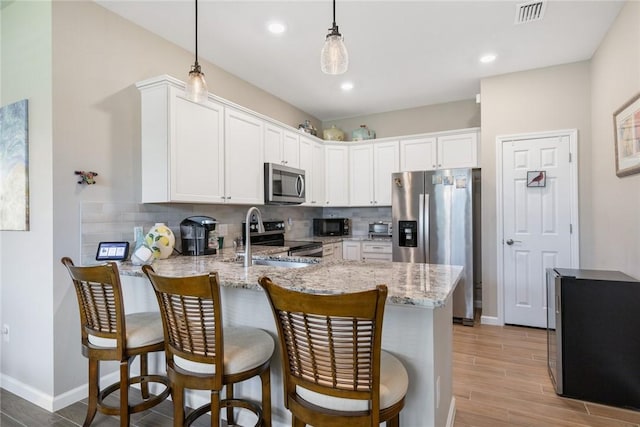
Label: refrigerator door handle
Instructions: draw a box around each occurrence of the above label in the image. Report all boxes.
[420,193,429,260]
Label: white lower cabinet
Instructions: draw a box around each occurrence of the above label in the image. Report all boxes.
[322,242,343,260]
[342,241,362,261]
[342,240,392,262]
[361,241,392,262]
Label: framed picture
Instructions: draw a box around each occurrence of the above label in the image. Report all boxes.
[527,171,546,187]
[0,99,29,230]
[613,93,640,177]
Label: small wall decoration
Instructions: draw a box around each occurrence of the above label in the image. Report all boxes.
[75,170,99,185]
[0,99,29,231]
[527,171,546,187]
[613,92,640,177]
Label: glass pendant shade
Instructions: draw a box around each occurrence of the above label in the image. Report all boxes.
[321,33,348,75]
[186,64,208,103]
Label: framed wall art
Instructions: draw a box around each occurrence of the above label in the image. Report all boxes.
[0,99,30,230]
[613,93,640,177]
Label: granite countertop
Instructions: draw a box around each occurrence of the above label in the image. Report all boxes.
[120,246,462,308]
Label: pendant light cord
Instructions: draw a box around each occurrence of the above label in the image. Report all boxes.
[332,0,336,27]
[194,0,199,66]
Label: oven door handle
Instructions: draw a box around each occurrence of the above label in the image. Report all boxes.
[289,246,322,257]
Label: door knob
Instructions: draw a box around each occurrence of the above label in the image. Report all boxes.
[506,239,522,245]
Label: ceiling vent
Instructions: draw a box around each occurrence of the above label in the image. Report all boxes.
[515,1,546,24]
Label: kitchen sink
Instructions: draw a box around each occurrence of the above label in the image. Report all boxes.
[251,258,317,268]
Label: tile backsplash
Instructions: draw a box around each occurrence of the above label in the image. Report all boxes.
[80,202,391,265]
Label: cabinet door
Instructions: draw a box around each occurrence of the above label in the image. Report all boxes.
[299,137,313,205]
[171,94,225,202]
[325,145,349,206]
[361,241,392,262]
[264,123,283,165]
[373,141,400,205]
[400,137,437,171]
[342,241,361,260]
[312,141,326,205]
[333,242,343,260]
[437,132,478,169]
[349,144,374,206]
[283,131,300,168]
[224,108,264,204]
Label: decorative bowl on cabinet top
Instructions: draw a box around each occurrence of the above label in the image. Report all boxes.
[351,124,376,141]
[323,125,345,141]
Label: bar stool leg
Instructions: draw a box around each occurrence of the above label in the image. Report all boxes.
[83,358,99,427]
[225,384,235,425]
[261,367,271,427]
[119,360,130,427]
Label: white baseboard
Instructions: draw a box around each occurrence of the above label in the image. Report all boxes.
[446,396,456,427]
[1,370,120,412]
[480,315,500,326]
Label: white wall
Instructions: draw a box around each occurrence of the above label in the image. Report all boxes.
[0,0,55,402]
[479,62,591,318]
[587,0,640,274]
[2,0,322,408]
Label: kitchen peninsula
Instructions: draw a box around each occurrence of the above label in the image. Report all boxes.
[119,252,463,427]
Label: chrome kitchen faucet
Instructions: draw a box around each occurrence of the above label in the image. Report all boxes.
[243,206,265,267]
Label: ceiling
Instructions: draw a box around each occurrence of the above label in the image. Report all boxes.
[95,0,624,121]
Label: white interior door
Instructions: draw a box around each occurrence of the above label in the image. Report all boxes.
[500,132,578,327]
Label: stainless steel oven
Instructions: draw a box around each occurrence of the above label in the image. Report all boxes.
[244,220,323,257]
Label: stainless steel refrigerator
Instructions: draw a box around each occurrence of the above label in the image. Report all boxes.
[392,168,481,325]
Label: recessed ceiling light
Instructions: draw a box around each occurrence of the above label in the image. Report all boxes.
[480,54,497,64]
[267,22,286,34]
[341,82,354,91]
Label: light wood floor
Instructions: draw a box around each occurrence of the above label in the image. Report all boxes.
[1,323,639,426]
[453,323,640,427]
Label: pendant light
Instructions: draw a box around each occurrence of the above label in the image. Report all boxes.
[185,0,208,102]
[320,0,348,75]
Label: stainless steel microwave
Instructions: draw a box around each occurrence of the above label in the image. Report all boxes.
[313,218,350,236]
[264,163,306,205]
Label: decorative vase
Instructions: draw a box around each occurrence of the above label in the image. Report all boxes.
[145,223,175,259]
[323,125,345,141]
[131,226,154,266]
[351,124,376,141]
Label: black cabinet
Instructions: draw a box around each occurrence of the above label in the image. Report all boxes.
[546,268,640,410]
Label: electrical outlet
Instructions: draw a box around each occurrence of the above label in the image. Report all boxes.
[2,324,9,343]
[436,376,440,409]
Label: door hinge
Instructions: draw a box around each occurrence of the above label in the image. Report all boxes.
[569,152,572,162]
[570,224,573,233]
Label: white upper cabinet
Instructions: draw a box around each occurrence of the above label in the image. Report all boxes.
[400,130,479,171]
[400,137,437,171]
[373,141,400,205]
[138,79,225,203]
[299,136,324,205]
[436,131,478,169]
[264,123,300,168]
[312,140,326,205]
[324,144,349,206]
[349,145,374,206]
[224,107,264,204]
[349,141,399,206]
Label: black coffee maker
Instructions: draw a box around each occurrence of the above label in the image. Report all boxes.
[180,216,218,255]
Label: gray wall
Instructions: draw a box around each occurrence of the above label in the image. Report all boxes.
[587,1,640,273]
[322,99,480,140]
[479,0,640,319]
[1,0,321,405]
[2,0,639,409]
[479,61,592,318]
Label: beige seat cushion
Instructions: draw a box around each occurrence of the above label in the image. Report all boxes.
[173,326,274,375]
[296,350,408,411]
[88,311,164,349]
